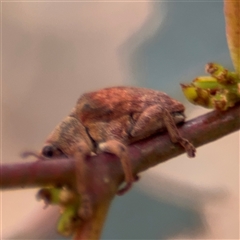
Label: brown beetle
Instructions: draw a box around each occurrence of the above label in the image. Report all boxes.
[25,86,195,219]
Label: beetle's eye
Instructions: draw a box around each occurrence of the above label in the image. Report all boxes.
[42,145,55,158]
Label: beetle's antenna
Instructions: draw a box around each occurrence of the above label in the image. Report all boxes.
[21,151,41,159]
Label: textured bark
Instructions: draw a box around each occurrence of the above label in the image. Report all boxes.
[1,104,240,240]
[1,103,240,190]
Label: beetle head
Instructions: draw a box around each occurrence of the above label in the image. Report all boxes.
[41,144,66,159]
[41,116,92,160]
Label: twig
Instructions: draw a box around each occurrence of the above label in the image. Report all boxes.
[1,103,240,189]
[1,104,239,239]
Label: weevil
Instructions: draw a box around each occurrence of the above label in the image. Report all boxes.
[25,86,195,219]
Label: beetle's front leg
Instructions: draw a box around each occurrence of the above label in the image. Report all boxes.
[98,140,137,195]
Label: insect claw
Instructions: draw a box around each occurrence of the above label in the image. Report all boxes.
[117,174,139,196]
[117,182,132,196]
[134,175,140,182]
[90,152,97,156]
[179,139,196,158]
[187,146,196,158]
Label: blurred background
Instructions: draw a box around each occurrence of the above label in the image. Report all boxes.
[1,1,239,239]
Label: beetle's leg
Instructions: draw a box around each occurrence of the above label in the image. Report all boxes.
[98,140,136,195]
[73,142,93,220]
[160,107,196,157]
[131,105,195,157]
[130,105,184,138]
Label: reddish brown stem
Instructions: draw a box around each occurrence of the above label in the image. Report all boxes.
[1,104,240,240]
[1,103,240,190]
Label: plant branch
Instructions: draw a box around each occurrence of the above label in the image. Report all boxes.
[1,104,240,240]
[1,103,240,190]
